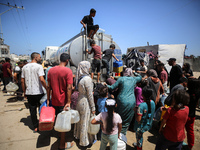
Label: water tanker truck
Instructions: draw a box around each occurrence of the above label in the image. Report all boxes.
[46,29,122,75]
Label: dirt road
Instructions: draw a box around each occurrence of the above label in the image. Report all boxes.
[0,73,200,150]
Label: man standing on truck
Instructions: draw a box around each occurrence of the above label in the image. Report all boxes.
[102,44,119,75]
[80,8,99,39]
[86,40,101,83]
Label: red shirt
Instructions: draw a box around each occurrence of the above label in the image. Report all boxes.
[91,45,101,59]
[2,62,12,77]
[159,70,168,82]
[47,66,73,106]
[163,106,189,142]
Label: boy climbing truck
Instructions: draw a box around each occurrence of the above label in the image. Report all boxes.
[80,8,99,39]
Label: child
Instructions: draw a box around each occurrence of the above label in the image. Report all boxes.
[91,99,122,150]
[134,86,156,150]
[135,80,148,106]
[155,90,189,150]
[97,86,108,113]
[185,79,200,149]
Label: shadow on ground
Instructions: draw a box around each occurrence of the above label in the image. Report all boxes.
[6,96,18,103]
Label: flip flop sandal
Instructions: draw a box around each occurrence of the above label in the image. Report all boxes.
[33,128,38,133]
[58,142,74,150]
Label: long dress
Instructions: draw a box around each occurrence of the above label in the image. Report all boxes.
[74,76,96,146]
[107,75,142,135]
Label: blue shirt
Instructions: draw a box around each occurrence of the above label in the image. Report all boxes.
[97,97,107,113]
[134,100,155,133]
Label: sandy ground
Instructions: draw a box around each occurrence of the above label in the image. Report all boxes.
[0,72,200,150]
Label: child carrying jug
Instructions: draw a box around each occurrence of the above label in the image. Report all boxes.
[91,99,122,150]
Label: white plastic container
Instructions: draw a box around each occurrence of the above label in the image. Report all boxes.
[117,139,126,150]
[70,109,80,124]
[54,110,71,132]
[88,115,100,135]
[6,82,19,92]
[40,94,47,104]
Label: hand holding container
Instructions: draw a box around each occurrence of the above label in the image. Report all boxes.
[54,110,71,132]
[88,114,100,135]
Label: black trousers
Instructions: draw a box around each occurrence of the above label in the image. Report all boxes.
[3,77,11,91]
[16,81,23,100]
[27,94,44,129]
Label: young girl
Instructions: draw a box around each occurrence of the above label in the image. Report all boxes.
[134,86,156,150]
[97,86,108,113]
[91,99,122,150]
[135,80,148,106]
[155,90,190,150]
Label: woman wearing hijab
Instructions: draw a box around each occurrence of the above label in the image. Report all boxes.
[105,68,142,135]
[146,69,164,108]
[74,61,96,147]
[182,63,194,79]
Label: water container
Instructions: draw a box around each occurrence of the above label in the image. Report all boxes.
[160,104,169,121]
[113,60,123,67]
[160,94,167,106]
[54,110,71,132]
[40,94,47,104]
[70,109,80,124]
[6,82,19,92]
[113,60,123,73]
[39,100,52,114]
[39,106,55,131]
[88,115,100,135]
[117,139,126,150]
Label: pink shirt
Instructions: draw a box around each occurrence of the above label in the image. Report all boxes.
[91,45,102,59]
[95,112,122,135]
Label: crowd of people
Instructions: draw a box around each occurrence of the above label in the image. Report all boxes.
[0,48,200,150]
[0,7,199,150]
[0,9,200,149]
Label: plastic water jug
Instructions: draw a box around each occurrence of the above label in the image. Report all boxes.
[6,82,19,92]
[117,139,126,150]
[88,115,100,135]
[160,104,169,121]
[70,109,80,124]
[160,94,168,106]
[40,94,47,104]
[113,60,123,73]
[39,100,52,114]
[39,106,55,131]
[54,110,71,132]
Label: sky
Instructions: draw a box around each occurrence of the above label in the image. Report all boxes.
[0,0,200,56]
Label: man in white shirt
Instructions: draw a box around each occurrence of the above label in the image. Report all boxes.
[21,52,47,132]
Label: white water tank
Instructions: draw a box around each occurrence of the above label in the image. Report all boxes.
[50,31,122,68]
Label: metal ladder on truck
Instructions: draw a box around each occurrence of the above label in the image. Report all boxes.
[80,25,89,62]
[80,27,110,82]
